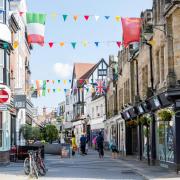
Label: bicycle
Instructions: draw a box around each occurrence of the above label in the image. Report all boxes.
[36,148,47,176]
[24,150,39,179]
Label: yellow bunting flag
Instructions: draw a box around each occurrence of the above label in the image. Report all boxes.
[115,16,121,22]
[57,88,61,92]
[73,15,78,21]
[82,40,88,47]
[85,79,89,84]
[51,12,58,20]
[91,87,95,93]
[13,41,19,49]
[48,89,50,93]
[60,42,65,47]
[148,39,156,46]
[63,80,67,85]
[52,80,55,84]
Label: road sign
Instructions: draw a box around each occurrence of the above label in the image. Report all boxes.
[0,104,8,111]
[0,89,9,103]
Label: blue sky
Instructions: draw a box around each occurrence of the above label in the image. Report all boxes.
[26,0,152,112]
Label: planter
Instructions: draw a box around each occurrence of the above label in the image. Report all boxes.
[157,108,174,121]
[126,120,137,128]
[139,116,152,126]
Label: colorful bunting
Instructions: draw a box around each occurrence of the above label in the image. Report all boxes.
[116,41,121,48]
[49,42,54,48]
[19,12,24,16]
[69,80,71,83]
[84,15,89,21]
[82,40,88,47]
[13,41,19,49]
[95,15,100,21]
[94,42,99,47]
[62,14,68,22]
[58,80,61,83]
[105,16,110,20]
[3,43,9,49]
[73,15,78,21]
[60,42,65,47]
[71,42,77,49]
[51,12,58,19]
[115,16,121,22]
[42,80,47,96]
[63,80,67,85]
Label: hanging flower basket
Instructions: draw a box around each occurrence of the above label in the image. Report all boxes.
[126,120,137,128]
[157,108,174,121]
[139,116,152,126]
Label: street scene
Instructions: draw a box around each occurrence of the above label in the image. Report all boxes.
[1,0,180,179]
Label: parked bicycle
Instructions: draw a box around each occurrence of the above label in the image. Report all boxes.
[24,149,47,179]
[24,150,39,179]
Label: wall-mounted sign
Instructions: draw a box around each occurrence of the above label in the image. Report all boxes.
[0,104,8,111]
[14,95,26,108]
[0,85,11,104]
[0,23,11,44]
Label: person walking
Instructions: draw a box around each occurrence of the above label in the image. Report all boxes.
[71,134,77,157]
[109,137,118,159]
[80,134,87,155]
[96,132,104,159]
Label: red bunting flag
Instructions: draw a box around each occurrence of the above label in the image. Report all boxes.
[19,12,24,16]
[84,15,89,21]
[116,41,121,48]
[49,42,54,48]
[121,18,141,47]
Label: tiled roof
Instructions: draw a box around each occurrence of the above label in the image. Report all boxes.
[74,63,95,80]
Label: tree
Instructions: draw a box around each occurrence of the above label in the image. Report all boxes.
[19,124,33,142]
[32,127,41,140]
[43,124,59,143]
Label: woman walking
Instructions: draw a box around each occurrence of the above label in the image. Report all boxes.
[71,134,77,156]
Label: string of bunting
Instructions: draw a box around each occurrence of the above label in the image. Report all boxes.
[0,10,122,22]
[10,41,122,49]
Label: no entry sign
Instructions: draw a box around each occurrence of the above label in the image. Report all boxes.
[0,85,11,104]
[0,89,9,103]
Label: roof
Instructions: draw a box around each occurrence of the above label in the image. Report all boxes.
[74,63,95,80]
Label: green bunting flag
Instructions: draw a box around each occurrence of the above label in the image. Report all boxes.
[62,14,68,22]
[42,80,47,96]
[71,42,77,49]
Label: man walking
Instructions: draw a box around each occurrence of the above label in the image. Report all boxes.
[80,134,87,155]
[96,132,104,158]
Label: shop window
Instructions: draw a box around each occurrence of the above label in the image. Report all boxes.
[158,120,174,163]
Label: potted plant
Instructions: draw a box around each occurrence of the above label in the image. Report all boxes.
[157,108,174,121]
[126,120,137,128]
[139,116,152,126]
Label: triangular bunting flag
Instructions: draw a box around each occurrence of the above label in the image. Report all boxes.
[58,88,61,92]
[63,80,67,85]
[51,12,58,19]
[71,42,77,49]
[19,12,24,16]
[62,14,68,22]
[64,89,67,93]
[49,42,54,48]
[47,80,49,83]
[3,43,9,49]
[82,40,88,47]
[13,41,19,49]
[73,15,78,21]
[53,89,56,93]
[105,16,110,20]
[148,39,156,46]
[115,16,121,22]
[84,15,89,21]
[52,80,55,84]
[94,42,99,47]
[116,41,121,48]
[47,89,50,93]
[60,42,65,47]
[94,15,100,21]
[69,80,71,83]
[58,80,61,83]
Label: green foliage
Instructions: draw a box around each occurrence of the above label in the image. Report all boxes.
[19,125,41,142]
[139,116,152,126]
[157,108,174,121]
[42,124,59,143]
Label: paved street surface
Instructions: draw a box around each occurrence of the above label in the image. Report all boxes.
[0,150,180,180]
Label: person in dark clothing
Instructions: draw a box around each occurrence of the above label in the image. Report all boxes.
[80,134,87,155]
[96,132,104,158]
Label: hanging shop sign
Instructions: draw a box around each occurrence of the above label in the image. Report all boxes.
[0,85,11,104]
[14,95,26,108]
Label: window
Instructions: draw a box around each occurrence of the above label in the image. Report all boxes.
[0,0,4,23]
[0,112,2,147]
[160,46,165,83]
[96,106,99,116]
[0,49,4,83]
[98,69,107,76]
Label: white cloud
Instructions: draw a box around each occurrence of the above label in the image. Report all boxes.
[53,63,73,79]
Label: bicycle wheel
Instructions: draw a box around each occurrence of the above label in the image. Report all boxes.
[33,163,39,179]
[24,158,30,175]
[37,163,46,176]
